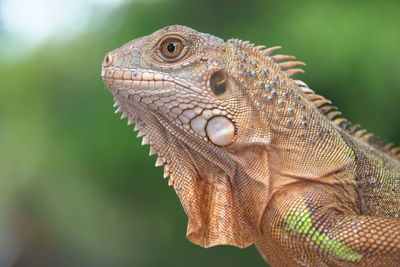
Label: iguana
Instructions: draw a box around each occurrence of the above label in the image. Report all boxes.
[101,25,400,266]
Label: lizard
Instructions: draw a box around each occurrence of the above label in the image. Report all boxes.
[101,25,400,266]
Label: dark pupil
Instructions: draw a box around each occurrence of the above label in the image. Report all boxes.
[167,43,175,53]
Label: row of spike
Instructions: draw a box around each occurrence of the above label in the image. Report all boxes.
[232,39,400,159]
[296,82,400,158]
[235,39,400,158]
[113,98,175,184]
[231,39,307,77]
[254,43,306,77]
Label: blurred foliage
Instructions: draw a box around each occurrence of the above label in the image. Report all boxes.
[0,0,399,266]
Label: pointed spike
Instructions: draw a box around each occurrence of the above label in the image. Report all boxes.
[155,157,163,167]
[134,124,140,131]
[137,131,144,137]
[361,133,375,142]
[271,54,296,61]
[383,142,394,151]
[313,99,332,107]
[347,124,361,134]
[300,87,315,94]
[354,129,368,138]
[167,175,174,186]
[286,68,305,77]
[262,46,282,56]
[163,170,169,179]
[325,111,342,120]
[120,113,127,119]
[113,101,119,107]
[341,120,352,130]
[127,118,134,125]
[319,105,338,114]
[254,45,266,50]
[294,80,309,88]
[390,146,400,155]
[149,146,156,156]
[164,164,170,172]
[279,61,307,70]
[141,136,149,145]
[333,118,347,126]
[308,94,325,101]
[115,106,122,113]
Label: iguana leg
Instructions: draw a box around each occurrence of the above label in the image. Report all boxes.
[256,182,400,266]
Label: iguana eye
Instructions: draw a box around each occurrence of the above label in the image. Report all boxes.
[159,38,184,60]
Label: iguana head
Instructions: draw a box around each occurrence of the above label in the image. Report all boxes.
[101,25,303,248]
[102,25,271,147]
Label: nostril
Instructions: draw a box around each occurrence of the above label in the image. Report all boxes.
[103,53,113,67]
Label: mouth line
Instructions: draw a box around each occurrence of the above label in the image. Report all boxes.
[102,68,204,96]
[102,67,176,82]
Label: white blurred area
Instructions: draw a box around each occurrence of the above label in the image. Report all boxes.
[0,0,125,55]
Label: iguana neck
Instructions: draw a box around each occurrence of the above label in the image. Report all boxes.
[248,77,355,182]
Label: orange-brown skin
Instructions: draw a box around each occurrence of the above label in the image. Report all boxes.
[101,25,400,266]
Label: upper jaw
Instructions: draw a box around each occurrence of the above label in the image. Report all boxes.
[101,66,206,100]
[102,67,177,94]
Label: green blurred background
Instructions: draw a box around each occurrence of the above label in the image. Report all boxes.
[0,0,399,266]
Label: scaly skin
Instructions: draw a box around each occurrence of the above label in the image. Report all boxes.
[101,25,400,266]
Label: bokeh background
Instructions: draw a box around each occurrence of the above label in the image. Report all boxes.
[0,0,399,266]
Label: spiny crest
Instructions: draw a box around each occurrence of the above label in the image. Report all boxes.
[296,79,400,160]
[229,38,306,78]
[231,39,400,161]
